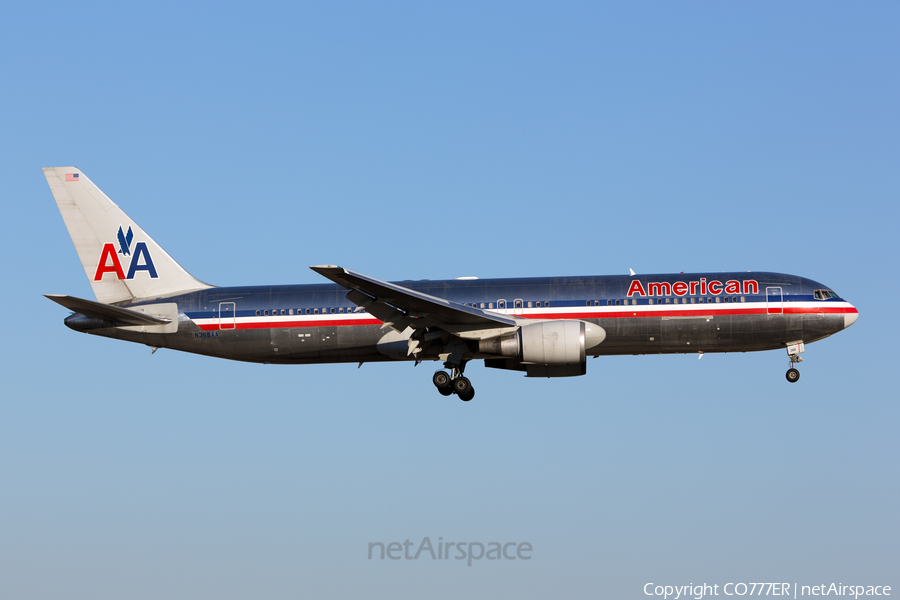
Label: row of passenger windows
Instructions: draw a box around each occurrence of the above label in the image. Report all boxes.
[253,295,751,317]
[590,296,747,306]
[256,307,365,316]
[462,300,550,309]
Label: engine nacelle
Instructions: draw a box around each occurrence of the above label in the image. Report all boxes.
[521,320,585,364]
[478,320,606,377]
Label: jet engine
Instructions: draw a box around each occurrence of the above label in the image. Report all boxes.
[479,320,606,377]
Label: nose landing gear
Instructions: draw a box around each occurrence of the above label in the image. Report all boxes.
[433,364,475,401]
[785,341,804,384]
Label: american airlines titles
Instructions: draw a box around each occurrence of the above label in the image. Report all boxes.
[626,278,759,298]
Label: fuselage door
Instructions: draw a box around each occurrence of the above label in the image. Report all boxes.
[766,287,783,314]
[514,299,524,316]
[497,299,507,314]
[218,302,236,329]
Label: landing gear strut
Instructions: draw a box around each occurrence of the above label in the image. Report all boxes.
[785,341,804,383]
[432,362,475,401]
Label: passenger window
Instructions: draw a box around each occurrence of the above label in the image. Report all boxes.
[740,296,745,302]
[515,300,523,309]
[544,301,550,307]
[649,298,654,305]
[256,310,261,316]
[498,300,506,310]
[488,302,494,309]
[615,300,620,306]
[527,301,533,308]
[480,303,485,309]
[314,308,319,314]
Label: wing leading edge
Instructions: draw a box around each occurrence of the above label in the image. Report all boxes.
[309,265,517,332]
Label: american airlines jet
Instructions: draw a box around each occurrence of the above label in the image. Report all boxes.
[44,167,859,401]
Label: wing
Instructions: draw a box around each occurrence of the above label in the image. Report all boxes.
[309,265,517,333]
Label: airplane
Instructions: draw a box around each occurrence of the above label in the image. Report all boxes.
[43,167,859,401]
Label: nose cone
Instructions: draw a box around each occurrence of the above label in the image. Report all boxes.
[844,306,859,329]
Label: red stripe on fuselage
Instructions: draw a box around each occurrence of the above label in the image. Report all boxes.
[194,305,855,331]
[197,317,382,331]
[519,305,856,320]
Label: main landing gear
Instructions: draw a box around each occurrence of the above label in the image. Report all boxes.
[785,341,805,383]
[432,365,475,401]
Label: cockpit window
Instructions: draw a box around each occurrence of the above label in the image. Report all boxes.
[814,289,841,300]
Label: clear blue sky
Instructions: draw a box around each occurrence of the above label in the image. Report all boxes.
[1,2,897,598]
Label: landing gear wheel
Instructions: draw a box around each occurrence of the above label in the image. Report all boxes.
[438,386,454,396]
[452,376,472,395]
[458,387,475,402]
[786,368,800,383]
[432,370,451,390]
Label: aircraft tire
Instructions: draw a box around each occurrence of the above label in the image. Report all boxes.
[453,376,472,395]
[786,368,800,383]
[433,371,451,389]
[459,388,475,402]
[438,386,454,396]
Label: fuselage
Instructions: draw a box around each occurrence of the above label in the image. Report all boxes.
[65,271,858,367]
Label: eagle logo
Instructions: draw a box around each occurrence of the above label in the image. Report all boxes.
[117,225,134,256]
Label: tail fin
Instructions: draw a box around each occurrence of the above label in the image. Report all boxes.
[44,167,213,303]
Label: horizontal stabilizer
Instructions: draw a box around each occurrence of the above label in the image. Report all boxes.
[44,294,172,326]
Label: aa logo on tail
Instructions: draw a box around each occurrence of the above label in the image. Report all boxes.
[94,225,158,281]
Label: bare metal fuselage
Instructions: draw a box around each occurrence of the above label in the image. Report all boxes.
[64,271,856,371]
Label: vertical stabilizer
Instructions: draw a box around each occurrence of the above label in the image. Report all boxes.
[44,167,213,303]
